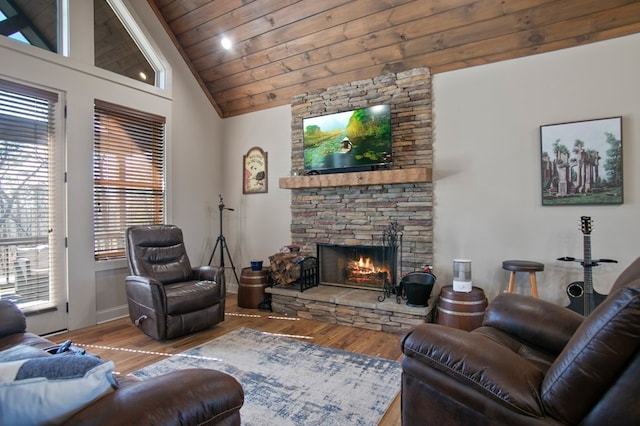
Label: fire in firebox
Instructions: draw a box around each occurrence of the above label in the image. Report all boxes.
[317,243,396,291]
[346,257,390,287]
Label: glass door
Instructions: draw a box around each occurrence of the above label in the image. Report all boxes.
[0,79,67,335]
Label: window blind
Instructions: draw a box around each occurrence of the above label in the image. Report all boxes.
[93,100,165,260]
[0,79,59,307]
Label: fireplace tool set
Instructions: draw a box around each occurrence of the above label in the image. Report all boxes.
[378,222,403,303]
[377,221,437,307]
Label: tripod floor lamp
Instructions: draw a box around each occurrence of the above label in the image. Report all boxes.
[208,195,239,284]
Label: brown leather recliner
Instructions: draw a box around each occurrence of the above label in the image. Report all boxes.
[401,257,640,425]
[125,224,226,340]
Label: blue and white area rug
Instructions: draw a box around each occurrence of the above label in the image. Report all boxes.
[132,327,401,425]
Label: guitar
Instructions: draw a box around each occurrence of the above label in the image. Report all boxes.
[558,216,617,316]
[581,216,596,315]
[565,281,606,316]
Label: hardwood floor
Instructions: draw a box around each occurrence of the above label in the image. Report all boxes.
[49,293,403,425]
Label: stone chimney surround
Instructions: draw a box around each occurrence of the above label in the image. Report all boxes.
[268,68,435,334]
[282,67,434,274]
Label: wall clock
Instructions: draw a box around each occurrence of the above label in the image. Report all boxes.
[243,146,268,194]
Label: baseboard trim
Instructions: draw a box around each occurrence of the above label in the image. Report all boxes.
[97,305,129,324]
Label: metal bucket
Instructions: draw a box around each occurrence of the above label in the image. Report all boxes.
[401,272,436,307]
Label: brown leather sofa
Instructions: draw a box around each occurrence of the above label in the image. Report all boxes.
[0,299,244,425]
[401,257,640,425]
[125,224,226,340]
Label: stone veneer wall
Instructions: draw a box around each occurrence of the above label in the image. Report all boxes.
[289,67,433,273]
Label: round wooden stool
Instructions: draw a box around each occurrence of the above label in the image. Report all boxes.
[502,260,544,298]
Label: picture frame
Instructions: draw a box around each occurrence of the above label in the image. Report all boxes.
[243,146,268,194]
[540,117,622,206]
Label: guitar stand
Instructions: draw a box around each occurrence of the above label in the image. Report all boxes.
[561,216,618,316]
[557,256,617,316]
[557,257,618,268]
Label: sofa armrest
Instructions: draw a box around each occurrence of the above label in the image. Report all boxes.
[124,275,162,287]
[483,293,583,354]
[0,300,27,338]
[401,323,545,417]
[193,266,226,290]
[125,275,166,308]
[65,369,244,426]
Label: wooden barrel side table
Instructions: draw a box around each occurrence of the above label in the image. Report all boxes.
[435,285,488,331]
[238,267,271,309]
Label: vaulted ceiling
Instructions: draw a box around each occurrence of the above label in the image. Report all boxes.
[150,0,640,118]
[3,1,639,118]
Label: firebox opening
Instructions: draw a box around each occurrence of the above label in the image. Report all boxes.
[317,243,396,291]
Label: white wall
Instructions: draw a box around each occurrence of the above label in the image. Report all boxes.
[221,105,292,292]
[432,33,640,304]
[226,33,640,307]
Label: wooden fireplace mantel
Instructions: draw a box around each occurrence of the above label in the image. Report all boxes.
[279,167,431,189]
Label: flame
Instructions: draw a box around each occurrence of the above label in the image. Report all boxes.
[351,257,387,275]
[345,255,391,287]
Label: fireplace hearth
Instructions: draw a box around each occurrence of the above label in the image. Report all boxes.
[317,243,396,291]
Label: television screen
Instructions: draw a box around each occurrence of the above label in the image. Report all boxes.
[303,104,392,173]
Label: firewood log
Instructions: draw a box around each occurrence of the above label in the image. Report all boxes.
[269,253,307,286]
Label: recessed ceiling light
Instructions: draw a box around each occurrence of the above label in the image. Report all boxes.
[221,37,232,50]
[139,71,147,81]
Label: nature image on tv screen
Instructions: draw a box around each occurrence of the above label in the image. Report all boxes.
[303,105,392,171]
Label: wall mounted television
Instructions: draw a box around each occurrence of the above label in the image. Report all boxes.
[303,104,392,174]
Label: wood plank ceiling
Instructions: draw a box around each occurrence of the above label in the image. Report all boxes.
[147,0,640,118]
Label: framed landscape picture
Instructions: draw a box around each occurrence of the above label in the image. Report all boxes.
[540,117,622,206]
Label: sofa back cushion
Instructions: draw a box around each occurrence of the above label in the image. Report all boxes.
[0,300,26,338]
[541,281,640,424]
[126,225,193,284]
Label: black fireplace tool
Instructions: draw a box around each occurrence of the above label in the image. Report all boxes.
[378,222,403,303]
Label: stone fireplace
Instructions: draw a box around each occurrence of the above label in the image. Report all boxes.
[287,67,433,275]
[267,67,434,334]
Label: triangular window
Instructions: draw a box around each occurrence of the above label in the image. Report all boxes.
[0,0,58,52]
[94,0,165,88]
